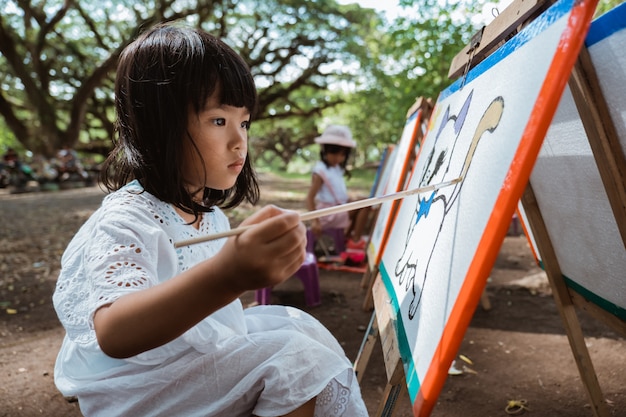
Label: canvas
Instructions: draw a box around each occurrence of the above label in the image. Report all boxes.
[375,0,599,415]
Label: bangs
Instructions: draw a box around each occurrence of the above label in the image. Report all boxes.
[192,32,257,115]
[323,144,351,154]
[216,55,257,112]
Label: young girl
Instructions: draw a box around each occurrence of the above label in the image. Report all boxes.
[305,126,367,252]
[53,23,367,417]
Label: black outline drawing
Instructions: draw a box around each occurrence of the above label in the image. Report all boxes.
[394,90,505,319]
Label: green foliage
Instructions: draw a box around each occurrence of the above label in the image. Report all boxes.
[0,0,378,161]
[0,118,21,154]
[331,0,489,161]
[0,0,491,165]
[595,0,624,16]
[2,0,619,169]
[346,166,378,193]
[0,0,149,156]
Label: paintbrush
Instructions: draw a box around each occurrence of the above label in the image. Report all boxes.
[173,176,462,248]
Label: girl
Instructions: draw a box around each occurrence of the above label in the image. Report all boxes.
[53,23,367,417]
[305,126,368,252]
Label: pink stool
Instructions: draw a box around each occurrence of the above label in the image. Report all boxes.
[255,252,321,307]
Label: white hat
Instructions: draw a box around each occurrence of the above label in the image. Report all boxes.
[314,125,356,148]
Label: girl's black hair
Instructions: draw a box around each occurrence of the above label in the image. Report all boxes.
[320,144,352,178]
[100,22,259,216]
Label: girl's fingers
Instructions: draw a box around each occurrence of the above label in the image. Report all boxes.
[240,205,293,226]
[268,246,307,286]
[246,222,306,267]
[224,209,307,288]
[239,207,302,245]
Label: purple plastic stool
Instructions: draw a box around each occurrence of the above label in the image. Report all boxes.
[306,228,346,255]
[255,228,345,307]
[255,252,321,307]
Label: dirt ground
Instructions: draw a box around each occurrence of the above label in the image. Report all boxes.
[1,174,624,417]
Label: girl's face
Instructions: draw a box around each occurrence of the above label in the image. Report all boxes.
[324,149,347,167]
[183,93,250,193]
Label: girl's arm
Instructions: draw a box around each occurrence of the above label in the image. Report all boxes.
[306,174,323,235]
[93,206,306,359]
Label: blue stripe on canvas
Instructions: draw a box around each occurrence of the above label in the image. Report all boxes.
[586,2,626,47]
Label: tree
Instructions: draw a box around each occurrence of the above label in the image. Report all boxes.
[331,0,622,161]
[5,0,613,167]
[220,0,380,168]
[0,0,173,156]
[0,0,377,159]
[333,0,488,155]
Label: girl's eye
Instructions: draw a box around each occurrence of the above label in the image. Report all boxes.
[212,118,226,126]
[241,121,251,130]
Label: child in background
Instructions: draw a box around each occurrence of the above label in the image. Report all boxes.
[52,23,367,417]
[305,126,368,254]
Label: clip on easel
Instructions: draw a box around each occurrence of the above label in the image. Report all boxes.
[447,0,551,80]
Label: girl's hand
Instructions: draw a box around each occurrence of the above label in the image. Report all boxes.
[93,206,305,358]
[216,205,306,292]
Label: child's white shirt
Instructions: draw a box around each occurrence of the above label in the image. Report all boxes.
[312,161,349,205]
[53,180,367,417]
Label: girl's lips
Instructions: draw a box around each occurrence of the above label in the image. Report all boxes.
[228,159,245,170]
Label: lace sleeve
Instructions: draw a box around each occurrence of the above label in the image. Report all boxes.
[54,181,235,352]
[86,193,179,316]
[54,190,179,345]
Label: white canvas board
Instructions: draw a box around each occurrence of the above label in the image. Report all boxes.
[377,1,580,402]
[527,4,626,313]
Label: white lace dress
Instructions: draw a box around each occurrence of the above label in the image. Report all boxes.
[53,180,368,417]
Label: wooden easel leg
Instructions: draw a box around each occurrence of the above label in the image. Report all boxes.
[360,265,371,289]
[353,311,378,383]
[361,266,378,311]
[371,275,412,417]
[554,291,610,417]
[375,380,409,417]
[522,185,610,417]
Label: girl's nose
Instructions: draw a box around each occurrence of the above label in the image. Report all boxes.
[230,126,247,151]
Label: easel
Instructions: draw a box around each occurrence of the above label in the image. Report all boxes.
[360,97,433,312]
[354,0,610,415]
[353,98,433,406]
[358,277,409,417]
[354,98,433,388]
[519,18,626,417]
